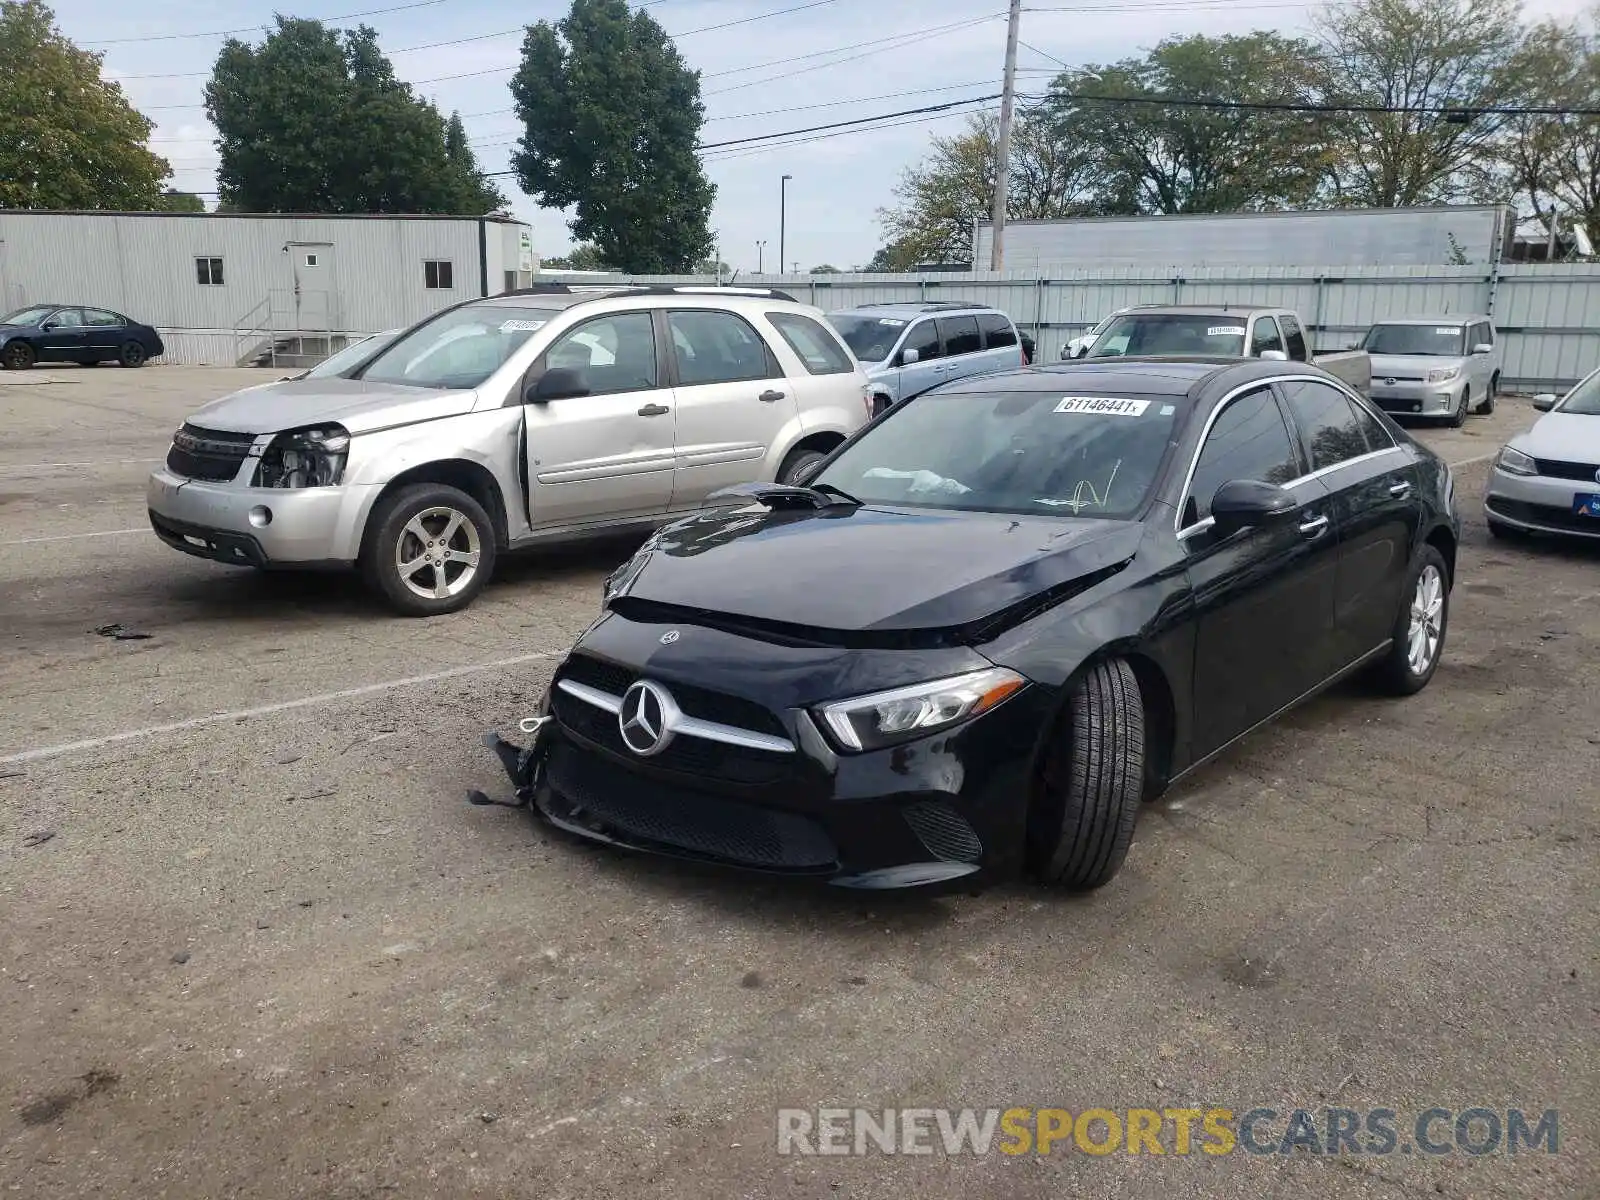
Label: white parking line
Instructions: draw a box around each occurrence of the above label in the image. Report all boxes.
[1448,452,1495,469]
[0,527,146,546]
[0,651,561,767]
[0,458,163,471]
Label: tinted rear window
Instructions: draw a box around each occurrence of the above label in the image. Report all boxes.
[978,313,1017,349]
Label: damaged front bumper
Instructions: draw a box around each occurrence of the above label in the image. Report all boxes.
[474,714,553,809]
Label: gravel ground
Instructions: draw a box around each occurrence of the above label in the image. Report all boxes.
[0,365,1595,1199]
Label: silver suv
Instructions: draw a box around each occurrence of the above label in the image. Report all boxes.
[826,302,1026,412]
[147,285,872,615]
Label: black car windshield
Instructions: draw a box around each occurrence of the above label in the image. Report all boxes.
[1089,314,1246,358]
[825,313,906,363]
[358,306,560,389]
[1556,369,1600,415]
[1362,323,1467,356]
[1,306,56,327]
[813,388,1183,518]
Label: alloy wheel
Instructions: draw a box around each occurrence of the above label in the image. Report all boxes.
[1406,564,1444,675]
[395,506,482,601]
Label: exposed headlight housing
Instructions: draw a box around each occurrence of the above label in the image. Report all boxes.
[1495,445,1537,476]
[816,667,1026,753]
[253,424,350,488]
[1426,365,1462,384]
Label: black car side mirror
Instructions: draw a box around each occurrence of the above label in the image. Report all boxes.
[527,367,589,403]
[1209,479,1299,537]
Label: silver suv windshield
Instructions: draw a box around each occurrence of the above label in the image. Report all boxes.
[813,388,1182,518]
[358,306,560,390]
[1362,324,1467,356]
[1089,314,1247,358]
[825,313,906,362]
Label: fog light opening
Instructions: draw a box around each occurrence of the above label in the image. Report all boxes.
[248,505,273,528]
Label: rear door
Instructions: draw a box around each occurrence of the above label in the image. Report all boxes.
[1277,378,1418,669]
[1183,385,1338,755]
[1467,321,1495,397]
[82,308,128,360]
[977,312,1023,374]
[664,308,797,503]
[934,314,984,384]
[524,310,676,529]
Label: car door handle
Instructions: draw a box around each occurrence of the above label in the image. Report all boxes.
[637,403,670,417]
[1388,480,1412,498]
[758,389,785,403]
[1298,513,1330,538]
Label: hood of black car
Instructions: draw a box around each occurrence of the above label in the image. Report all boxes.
[617,503,1145,636]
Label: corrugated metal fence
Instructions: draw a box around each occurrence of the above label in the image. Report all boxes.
[605,263,1600,391]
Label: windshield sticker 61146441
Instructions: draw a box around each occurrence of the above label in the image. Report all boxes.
[1055,396,1150,416]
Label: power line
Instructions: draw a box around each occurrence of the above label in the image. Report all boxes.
[707,16,1004,94]
[81,0,448,46]
[698,93,1001,148]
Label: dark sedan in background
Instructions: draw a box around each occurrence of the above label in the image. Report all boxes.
[0,304,164,369]
[491,357,1460,892]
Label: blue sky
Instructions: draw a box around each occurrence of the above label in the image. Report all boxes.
[62,0,1593,272]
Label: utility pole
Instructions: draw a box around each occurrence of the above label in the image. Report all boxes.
[989,0,1022,273]
[756,240,766,274]
[779,174,793,276]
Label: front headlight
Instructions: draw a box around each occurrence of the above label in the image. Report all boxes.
[816,667,1026,752]
[1426,365,1462,384]
[253,424,350,488]
[1496,445,1537,476]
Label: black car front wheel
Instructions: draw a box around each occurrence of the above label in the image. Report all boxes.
[2,341,35,370]
[1028,657,1146,891]
[119,341,148,368]
[1370,545,1450,696]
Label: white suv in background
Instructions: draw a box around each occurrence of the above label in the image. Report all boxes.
[147,285,873,616]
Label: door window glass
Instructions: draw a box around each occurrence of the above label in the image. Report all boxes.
[766,311,853,374]
[545,312,658,395]
[84,309,122,327]
[1250,317,1285,356]
[977,313,1017,349]
[48,308,84,329]
[1186,388,1301,522]
[1280,314,1308,360]
[667,310,779,385]
[937,315,982,357]
[1280,379,1386,468]
[901,320,940,363]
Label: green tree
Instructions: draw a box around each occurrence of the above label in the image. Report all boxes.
[809,264,841,273]
[205,17,504,213]
[156,188,206,212]
[542,242,610,270]
[1044,32,1334,215]
[693,256,732,276]
[510,0,714,272]
[878,107,1103,265]
[1314,0,1524,207]
[0,0,170,209]
[864,240,921,271]
[444,111,506,212]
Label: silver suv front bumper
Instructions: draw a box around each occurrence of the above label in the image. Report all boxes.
[146,468,381,566]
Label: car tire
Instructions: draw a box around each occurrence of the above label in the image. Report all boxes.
[360,483,497,617]
[1478,374,1497,415]
[1370,545,1450,696]
[119,341,148,368]
[1029,657,1145,891]
[1449,387,1468,427]
[778,447,829,486]
[2,341,35,370]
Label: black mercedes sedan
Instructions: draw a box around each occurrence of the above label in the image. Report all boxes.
[490,358,1459,891]
[0,304,164,370]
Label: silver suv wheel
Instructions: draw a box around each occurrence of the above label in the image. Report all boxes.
[396,506,482,601]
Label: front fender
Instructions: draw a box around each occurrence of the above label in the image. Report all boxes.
[339,407,525,532]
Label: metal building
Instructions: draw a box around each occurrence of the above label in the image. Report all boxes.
[0,210,537,366]
[975,206,1517,271]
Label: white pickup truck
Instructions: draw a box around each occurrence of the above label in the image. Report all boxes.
[1073,304,1373,396]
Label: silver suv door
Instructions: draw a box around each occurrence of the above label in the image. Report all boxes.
[934,314,984,384]
[894,319,944,400]
[976,312,1023,375]
[665,308,799,502]
[524,310,676,529]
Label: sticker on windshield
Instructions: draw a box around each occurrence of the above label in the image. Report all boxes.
[1207,325,1246,337]
[499,319,546,332]
[1434,327,1461,335]
[877,318,906,327]
[1055,396,1150,417]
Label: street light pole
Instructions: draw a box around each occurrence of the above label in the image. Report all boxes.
[756,240,766,274]
[780,174,792,276]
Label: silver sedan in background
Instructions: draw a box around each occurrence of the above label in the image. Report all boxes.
[1484,365,1600,541]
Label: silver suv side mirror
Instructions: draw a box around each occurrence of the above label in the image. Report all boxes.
[900,347,920,366]
[1532,393,1557,412]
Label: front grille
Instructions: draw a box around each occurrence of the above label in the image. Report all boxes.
[551,686,791,785]
[165,425,255,482]
[1487,497,1600,533]
[902,802,984,864]
[1533,458,1600,483]
[545,742,837,870]
[560,653,789,738]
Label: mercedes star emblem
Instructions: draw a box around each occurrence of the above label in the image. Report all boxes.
[618,680,674,756]
[1384,377,1398,386]
[660,630,680,645]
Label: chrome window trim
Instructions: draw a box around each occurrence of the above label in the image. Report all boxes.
[555,677,796,753]
[1174,374,1405,536]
